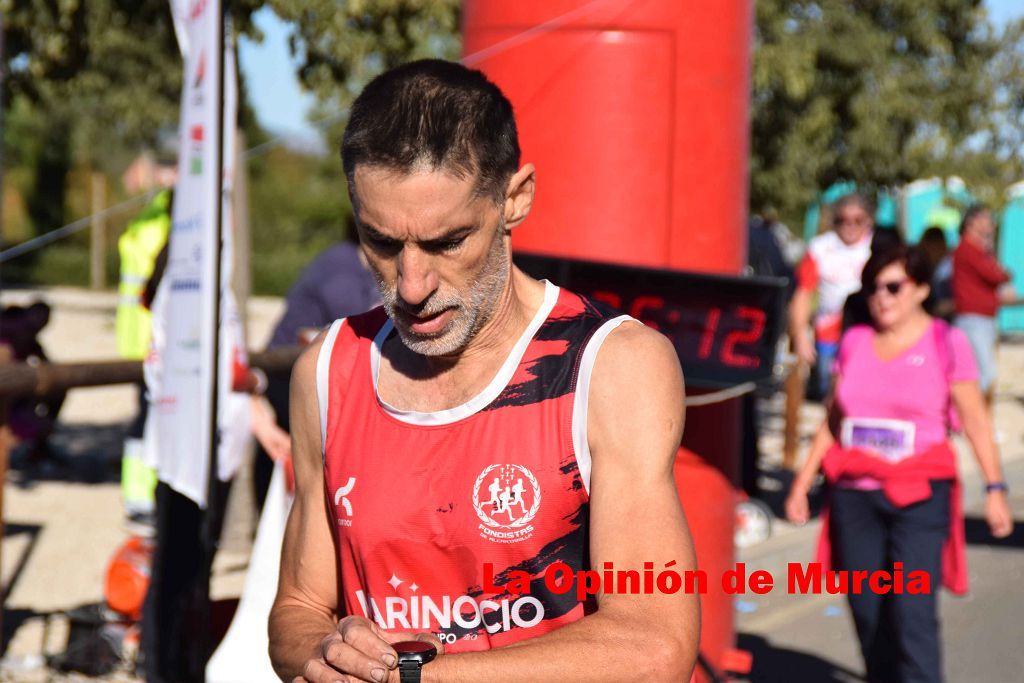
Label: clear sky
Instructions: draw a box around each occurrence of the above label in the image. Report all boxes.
[237,7,318,140]
[987,0,1024,26]
[238,2,1024,142]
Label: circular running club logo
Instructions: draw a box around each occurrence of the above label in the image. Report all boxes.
[473,464,542,530]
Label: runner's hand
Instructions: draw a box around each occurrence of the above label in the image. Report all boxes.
[255,421,291,463]
[785,486,810,526]
[794,334,817,365]
[251,397,291,462]
[295,616,443,683]
[985,490,1013,539]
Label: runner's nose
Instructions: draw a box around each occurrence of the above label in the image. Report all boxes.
[397,247,439,307]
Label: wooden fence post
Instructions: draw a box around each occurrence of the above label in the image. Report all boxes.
[0,343,13,640]
[90,172,108,290]
[782,355,805,470]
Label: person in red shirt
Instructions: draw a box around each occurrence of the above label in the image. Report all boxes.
[952,205,1015,402]
[269,60,700,682]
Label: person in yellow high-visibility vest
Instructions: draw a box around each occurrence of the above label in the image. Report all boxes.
[118,189,172,357]
[117,188,172,524]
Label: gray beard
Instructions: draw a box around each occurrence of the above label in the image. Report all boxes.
[376,228,510,357]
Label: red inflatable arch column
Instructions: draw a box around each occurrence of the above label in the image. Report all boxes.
[464,0,753,678]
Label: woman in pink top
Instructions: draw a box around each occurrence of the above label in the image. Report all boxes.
[785,245,1013,683]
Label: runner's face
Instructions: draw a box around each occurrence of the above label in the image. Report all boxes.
[966,211,995,252]
[834,204,873,245]
[351,166,510,357]
[866,262,928,330]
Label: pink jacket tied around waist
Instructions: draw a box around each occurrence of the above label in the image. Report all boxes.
[815,441,967,595]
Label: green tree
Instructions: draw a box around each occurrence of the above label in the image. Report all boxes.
[267,0,461,143]
[750,0,1024,224]
[232,0,463,295]
[2,0,264,255]
[4,0,185,162]
[247,145,352,295]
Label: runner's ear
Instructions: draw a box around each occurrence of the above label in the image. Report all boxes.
[503,164,536,230]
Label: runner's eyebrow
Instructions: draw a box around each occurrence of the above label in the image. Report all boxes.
[358,221,477,248]
[360,223,397,244]
[418,225,477,249]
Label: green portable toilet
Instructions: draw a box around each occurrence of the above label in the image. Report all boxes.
[903,178,944,244]
[998,181,1024,333]
[876,189,899,229]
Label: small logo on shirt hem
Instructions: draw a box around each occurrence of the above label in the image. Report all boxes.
[334,476,356,525]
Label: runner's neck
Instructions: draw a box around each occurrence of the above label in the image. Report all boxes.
[377,271,547,412]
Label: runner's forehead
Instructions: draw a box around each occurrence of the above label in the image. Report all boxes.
[352,166,488,240]
[875,262,907,282]
[836,205,870,221]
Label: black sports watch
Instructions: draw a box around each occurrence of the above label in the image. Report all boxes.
[394,640,437,683]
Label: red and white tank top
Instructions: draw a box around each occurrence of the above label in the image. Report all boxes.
[797,230,872,344]
[317,281,629,652]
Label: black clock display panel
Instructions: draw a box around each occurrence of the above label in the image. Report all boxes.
[514,252,789,389]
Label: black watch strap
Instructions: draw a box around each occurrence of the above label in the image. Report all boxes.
[399,660,422,683]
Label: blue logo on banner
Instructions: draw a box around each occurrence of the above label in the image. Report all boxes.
[170,279,201,292]
[173,215,202,233]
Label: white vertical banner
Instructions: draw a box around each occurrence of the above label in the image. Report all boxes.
[145,0,248,508]
[169,0,192,59]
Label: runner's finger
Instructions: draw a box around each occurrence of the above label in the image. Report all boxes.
[319,622,396,681]
[339,617,398,666]
[301,657,354,683]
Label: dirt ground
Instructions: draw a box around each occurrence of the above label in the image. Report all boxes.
[1,287,283,681]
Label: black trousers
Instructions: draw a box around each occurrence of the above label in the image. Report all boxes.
[127,382,149,440]
[141,480,230,683]
[830,481,951,683]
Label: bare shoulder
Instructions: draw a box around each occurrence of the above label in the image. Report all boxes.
[588,321,685,466]
[290,330,327,399]
[289,320,347,408]
[590,320,685,404]
[288,325,335,472]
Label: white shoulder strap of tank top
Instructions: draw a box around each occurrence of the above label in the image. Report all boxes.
[316,319,345,459]
[571,314,635,495]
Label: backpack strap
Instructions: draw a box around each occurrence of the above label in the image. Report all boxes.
[931,319,961,433]
[931,319,952,378]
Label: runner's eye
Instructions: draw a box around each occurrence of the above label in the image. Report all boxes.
[424,237,466,254]
[367,235,401,254]
[867,280,907,296]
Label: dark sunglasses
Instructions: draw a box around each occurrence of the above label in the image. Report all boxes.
[865,279,909,296]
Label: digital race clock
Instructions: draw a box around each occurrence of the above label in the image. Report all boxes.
[514,252,789,390]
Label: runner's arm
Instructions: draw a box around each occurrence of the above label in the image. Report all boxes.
[971,253,1011,287]
[789,253,818,363]
[784,418,836,525]
[421,322,700,682]
[951,381,1013,538]
[269,335,346,678]
[788,288,816,363]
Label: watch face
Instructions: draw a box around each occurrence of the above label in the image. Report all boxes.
[394,640,437,664]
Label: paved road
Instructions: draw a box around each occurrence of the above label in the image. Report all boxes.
[734,457,1024,682]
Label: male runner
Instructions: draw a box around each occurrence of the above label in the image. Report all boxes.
[269,59,699,682]
[789,193,874,398]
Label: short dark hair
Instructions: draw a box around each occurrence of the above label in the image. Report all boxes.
[918,226,948,268]
[861,244,933,293]
[870,227,903,254]
[342,59,521,203]
[959,204,990,235]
